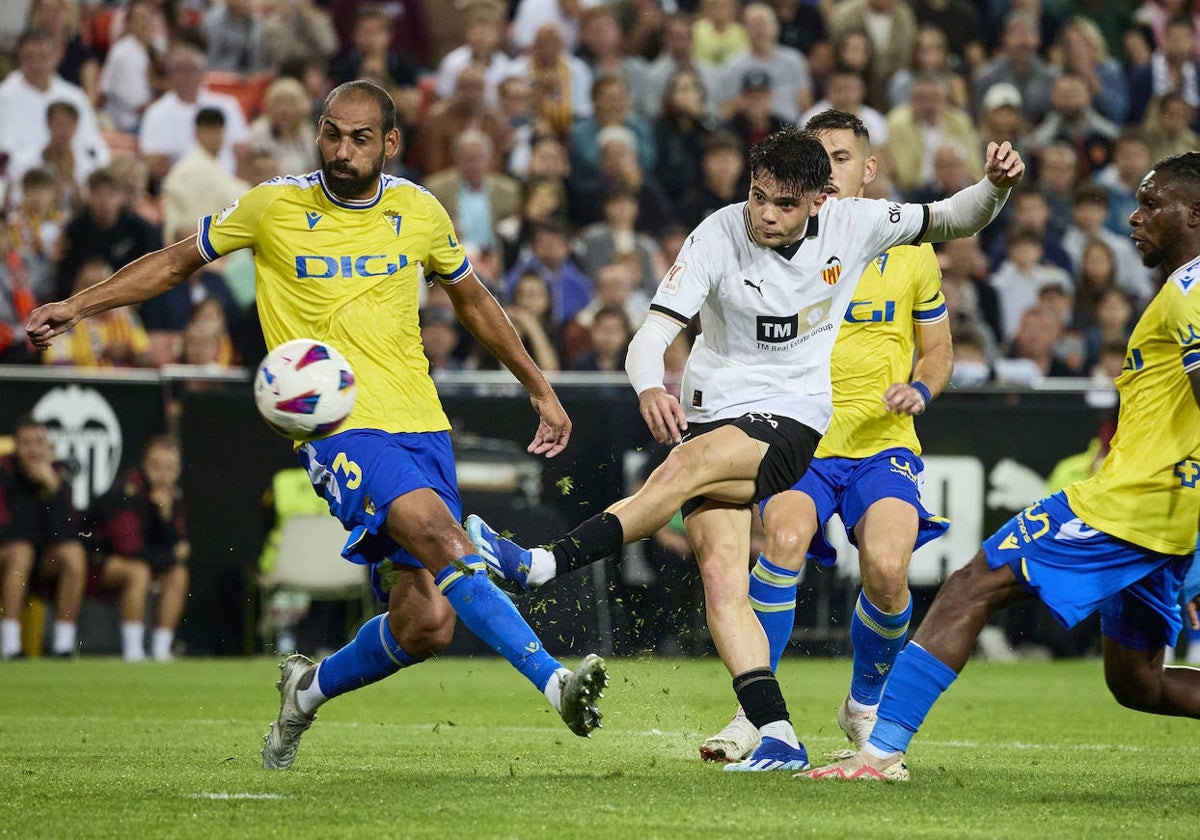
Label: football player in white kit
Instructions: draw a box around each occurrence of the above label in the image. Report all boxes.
[469,127,1025,771]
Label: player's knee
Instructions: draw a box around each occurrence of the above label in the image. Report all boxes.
[860,555,911,608]
[125,561,152,595]
[390,601,456,658]
[763,523,816,571]
[50,542,86,576]
[1105,667,1162,712]
[0,541,36,574]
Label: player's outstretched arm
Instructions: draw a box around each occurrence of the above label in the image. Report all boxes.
[883,317,953,415]
[626,314,687,444]
[26,236,206,349]
[924,141,1025,243]
[445,272,571,457]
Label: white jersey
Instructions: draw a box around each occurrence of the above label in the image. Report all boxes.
[650,197,929,432]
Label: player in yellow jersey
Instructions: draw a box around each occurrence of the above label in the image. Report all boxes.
[25,80,608,769]
[700,110,954,763]
[807,152,1200,782]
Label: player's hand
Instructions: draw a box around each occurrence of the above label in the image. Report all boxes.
[984,141,1024,189]
[638,387,687,444]
[25,300,81,350]
[882,382,927,416]
[527,391,571,458]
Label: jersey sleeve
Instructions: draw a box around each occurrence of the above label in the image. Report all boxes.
[841,197,931,259]
[1167,282,1200,375]
[646,223,720,326]
[420,190,472,284]
[910,243,947,327]
[196,183,279,261]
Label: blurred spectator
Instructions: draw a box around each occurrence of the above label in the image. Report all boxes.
[615,0,669,62]
[137,43,250,183]
[0,414,85,660]
[1081,287,1136,372]
[53,167,161,300]
[1142,91,1200,162]
[503,175,571,262]
[330,0,430,70]
[474,269,562,371]
[330,5,419,91]
[203,0,268,74]
[1025,73,1119,176]
[641,13,722,119]
[510,0,595,52]
[433,3,511,107]
[801,67,888,146]
[1072,238,1121,331]
[908,0,985,71]
[725,69,789,155]
[8,168,63,268]
[424,129,521,254]
[6,101,100,216]
[904,142,976,204]
[652,68,719,198]
[1093,129,1153,236]
[568,73,656,194]
[98,0,165,133]
[1061,181,1153,303]
[973,11,1057,125]
[87,435,188,662]
[990,225,1074,343]
[139,266,240,366]
[997,304,1078,383]
[0,218,49,365]
[719,2,812,123]
[1122,22,1155,86]
[162,108,251,245]
[1050,16,1129,125]
[262,0,339,73]
[504,221,593,328]
[510,24,596,138]
[985,187,1073,273]
[497,76,537,178]
[108,151,161,229]
[570,303,633,372]
[180,300,235,368]
[885,73,982,198]
[28,0,98,102]
[246,76,319,177]
[575,187,664,291]
[829,0,917,111]
[417,64,509,178]
[692,0,748,67]
[1037,281,1085,372]
[767,0,829,58]
[885,24,970,112]
[828,28,876,103]
[1128,13,1200,126]
[938,235,1003,348]
[677,129,746,228]
[949,325,993,386]
[419,307,463,372]
[572,125,676,235]
[1035,142,1082,241]
[562,260,649,364]
[977,83,1032,164]
[41,256,151,368]
[0,29,108,175]
[576,5,650,111]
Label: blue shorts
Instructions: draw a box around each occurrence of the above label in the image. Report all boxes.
[983,491,1190,651]
[297,429,461,574]
[762,448,948,566]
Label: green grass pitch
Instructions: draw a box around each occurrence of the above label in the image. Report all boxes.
[1,655,1195,839]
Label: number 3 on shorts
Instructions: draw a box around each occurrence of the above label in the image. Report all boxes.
[332,452,363,490]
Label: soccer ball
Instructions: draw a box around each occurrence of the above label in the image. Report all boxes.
[254,339,357,440]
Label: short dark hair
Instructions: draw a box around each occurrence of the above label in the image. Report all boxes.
[87,167,123,192]
[323,80,397,133]
[12,414,44,436]
[1152,152,1200,191]
[747,127,831,196]
[804,108,871,145]
[46,100,79,123]
[195,107,225,128]
[1072,181,1109,207]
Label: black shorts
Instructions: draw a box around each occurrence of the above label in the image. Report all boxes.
[679,413,821,519]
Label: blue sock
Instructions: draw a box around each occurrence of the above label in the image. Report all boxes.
[434,561,562,692]
[867,642,958,755]
[849,590,913,706]
[316,613,417,698]
[749,555,800,672]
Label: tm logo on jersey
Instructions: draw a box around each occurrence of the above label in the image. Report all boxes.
[756,301,831,347]
[295,254,410,279]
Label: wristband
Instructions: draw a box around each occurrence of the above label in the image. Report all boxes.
[911,381,932,406]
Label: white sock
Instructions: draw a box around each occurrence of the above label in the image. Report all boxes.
[52,620,76,655]
[847,696,880,715]
[151,628,174,661]
[295,662,329,715]
[543,666,571,712]
[863,742,902,761]
[759,719,799,749]
[527,547,557,588]
[1,618,20,658]
[122,622,146,662]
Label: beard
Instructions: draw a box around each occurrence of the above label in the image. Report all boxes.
[322,153,385,200]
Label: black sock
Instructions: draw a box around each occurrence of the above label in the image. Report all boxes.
[551,512,625,576]
[732,667,789,729]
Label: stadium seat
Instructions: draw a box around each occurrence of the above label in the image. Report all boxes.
[203,71,274,122]
[259,513,369,602]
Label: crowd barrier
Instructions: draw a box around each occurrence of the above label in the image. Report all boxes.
[0,367,1113,657]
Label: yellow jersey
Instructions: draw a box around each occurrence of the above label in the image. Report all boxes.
[197,172,470,436]
[1066,256,1200,555]
[816,243,945,459]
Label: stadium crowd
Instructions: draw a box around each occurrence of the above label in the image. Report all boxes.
[0,0,1191,386]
